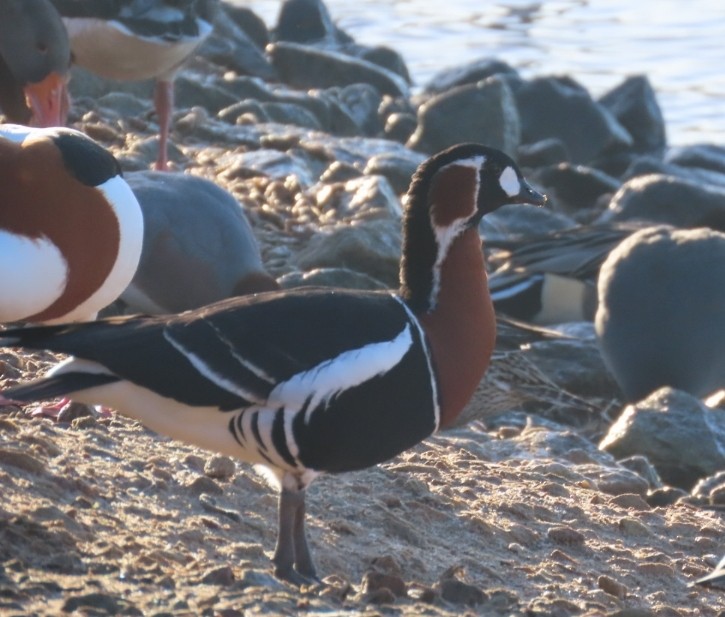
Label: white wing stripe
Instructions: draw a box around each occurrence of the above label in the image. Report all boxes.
[270,323,415,423]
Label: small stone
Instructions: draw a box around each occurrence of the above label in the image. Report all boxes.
[360,570,407,598]
[200,565,235,586]
[547,525,586,546]
[438,578,486,606]
[0,449,45,474]
[187,476,223,496]
[598,574,628,599]
[609,493,651,510]
[204,455,236,480]
[618,517,651,537]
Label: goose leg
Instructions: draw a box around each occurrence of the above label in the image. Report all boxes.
[291,489,317,580]
[272,485,317,584]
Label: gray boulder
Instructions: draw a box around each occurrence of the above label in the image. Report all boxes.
[514,76,633,164]
[599,388,725,489]
[599,75,666,156]
[407,76,520,156]
[294,219,402,287]
[666,144,725,174]
[268,42,410,98]
[423,57,519,94]
[600,173,725,229]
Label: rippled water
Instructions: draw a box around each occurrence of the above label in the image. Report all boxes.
[238,0,725,146]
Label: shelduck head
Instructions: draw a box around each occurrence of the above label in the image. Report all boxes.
[400,143,546,313]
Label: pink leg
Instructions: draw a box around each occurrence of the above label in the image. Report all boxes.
[153,78,174,171]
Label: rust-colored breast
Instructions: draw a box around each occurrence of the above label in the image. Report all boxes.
[419,229,496,428]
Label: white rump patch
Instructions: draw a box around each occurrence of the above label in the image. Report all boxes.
[499,166,521,197]
[270,323,415,421]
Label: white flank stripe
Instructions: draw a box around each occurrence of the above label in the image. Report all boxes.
[207,321,276,384]
[163,330,264,403]
[395,297,441,430]
[270,323,415,423]
[283,408,301,459]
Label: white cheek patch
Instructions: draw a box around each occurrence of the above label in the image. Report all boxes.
[499,166,521,197]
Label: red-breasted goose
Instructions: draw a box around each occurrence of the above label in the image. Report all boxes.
[0,143,545,583]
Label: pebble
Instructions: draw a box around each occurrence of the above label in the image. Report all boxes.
[204,455,236,480]
[546,526,586,546]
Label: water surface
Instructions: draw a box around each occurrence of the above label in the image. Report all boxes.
[239,0,725,146]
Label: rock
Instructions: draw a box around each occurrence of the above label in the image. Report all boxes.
[278,267,387,290]
[204,456,236,480]
[186,476,223,496]
[599,387,725,489]
[622,155,725,190]
[200,565,235,586]
[174,74,240,115]
[360,570,407,598]
[224,5,270,50]
[355,46,412,85]
[62,592,132,614]
[423,57,519,94]
[518,138,570,168]
[666,143,725,174]
[199,14,277,80]
[0,449,45,475]
[294,219,402,287]
[480,204,577,243]
[408,76,520,156]
[363,151,426,195]
[599,75,666,155]
[514,76,633,164]
[596,226,725,400]
[524,333,621,399]
[646,486,687,507]
[274,0,338,43]
[317,174,402,221]
[384,112,418,143]
[547,525,586,546]
[268,42,410,98]
[601,174,725,229]
[594,468,650,497]
[617,455,663,489]
[223,149,317,187]
[436,568,487,606]
[532,163,621,214]
[691,470,725,505]
[326,83,384,136]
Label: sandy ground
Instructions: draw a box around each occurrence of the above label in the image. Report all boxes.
[2,50,725,615]
[0,348,724,616]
